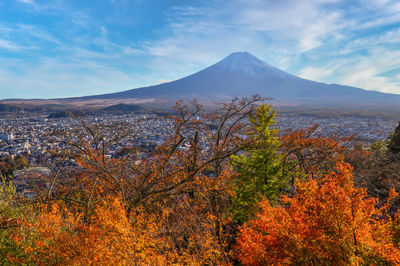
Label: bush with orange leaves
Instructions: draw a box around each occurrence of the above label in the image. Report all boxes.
[235,163,400,265]
[13,197,170,265]
[11,194,234,265]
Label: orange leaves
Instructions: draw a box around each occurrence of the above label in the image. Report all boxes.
[12,194,232,265]
[280,125,350,178]
[17,197,168,265]
[235,163,400,265]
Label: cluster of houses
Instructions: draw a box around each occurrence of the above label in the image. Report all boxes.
[276,115,398,143]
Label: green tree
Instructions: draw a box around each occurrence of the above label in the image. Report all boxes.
[230,104,289,223]
[0,177,35,265]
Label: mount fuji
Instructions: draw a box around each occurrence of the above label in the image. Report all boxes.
[3,52,400,110]
[77,51,400,106]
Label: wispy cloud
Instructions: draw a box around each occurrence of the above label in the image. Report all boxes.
[234,0,345,52]
[0,39,21,51]
[17,24,61,44]
[17,0,35,5]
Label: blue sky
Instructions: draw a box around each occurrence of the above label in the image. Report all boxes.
[1,0,400,99]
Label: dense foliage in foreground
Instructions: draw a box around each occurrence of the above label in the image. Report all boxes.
[1,97,400,265]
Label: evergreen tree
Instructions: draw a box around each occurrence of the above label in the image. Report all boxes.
[230,104,289,223]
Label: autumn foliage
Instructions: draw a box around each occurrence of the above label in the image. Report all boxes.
[235,163,400,265]
[13,197,173,265]
[280,124,350,178]
[2,98,400,265]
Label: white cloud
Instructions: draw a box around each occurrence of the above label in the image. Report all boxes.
[0,39,22,51]
[18,24,61,44]
[298,66,337,81]
[18,0,35,4]
[235,0,344,52]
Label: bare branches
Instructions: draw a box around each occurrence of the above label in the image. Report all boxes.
[36,96,266,221]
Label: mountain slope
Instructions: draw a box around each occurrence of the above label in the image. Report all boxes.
[72,52,400,104]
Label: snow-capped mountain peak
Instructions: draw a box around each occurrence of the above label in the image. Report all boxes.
[210,51,293,78]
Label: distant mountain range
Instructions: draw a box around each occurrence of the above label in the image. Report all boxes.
[76,51,400,106]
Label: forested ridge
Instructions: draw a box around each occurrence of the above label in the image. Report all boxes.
[1,96,400,265]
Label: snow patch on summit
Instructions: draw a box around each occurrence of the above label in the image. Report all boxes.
[213,52,294,78]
